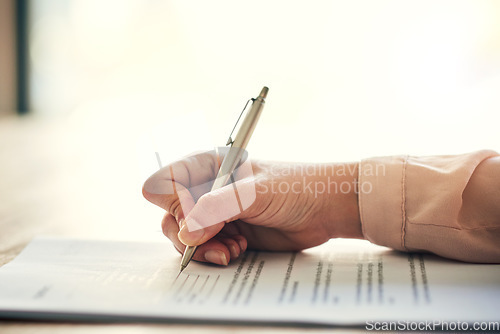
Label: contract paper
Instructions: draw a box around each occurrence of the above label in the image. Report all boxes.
[0,237,498,325]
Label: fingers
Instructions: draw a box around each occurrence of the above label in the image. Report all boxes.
[161,213,185,254]
[146,150,255,265]
[219,235,247,260]
[178,221,226,246]
[162,213,248,266]
[180,178,258,243]
[142,151,219,219]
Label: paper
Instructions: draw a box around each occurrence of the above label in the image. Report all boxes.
[0,237,499,325]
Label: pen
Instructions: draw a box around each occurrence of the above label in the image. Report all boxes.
[178,86,269,274]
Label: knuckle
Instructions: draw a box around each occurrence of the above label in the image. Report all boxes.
[167,196,184,219]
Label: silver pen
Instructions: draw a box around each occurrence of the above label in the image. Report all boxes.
[179,86,269,274]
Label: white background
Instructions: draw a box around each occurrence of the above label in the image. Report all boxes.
[29,0,500,171]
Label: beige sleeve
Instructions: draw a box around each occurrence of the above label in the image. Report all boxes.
[358,150,500,263]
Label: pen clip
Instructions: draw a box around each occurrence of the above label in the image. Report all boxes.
[226,98,255,146]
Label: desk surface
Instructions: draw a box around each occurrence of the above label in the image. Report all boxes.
[0,116,365,333]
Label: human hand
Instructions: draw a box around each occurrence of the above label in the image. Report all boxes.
[142,150,362,266]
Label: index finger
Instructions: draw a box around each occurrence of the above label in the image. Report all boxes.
[142,150,220,221]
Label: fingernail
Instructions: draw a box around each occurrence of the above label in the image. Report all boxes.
[205,250,228,266]
[229,245,239,259]
[178,219,205,245]
[237,238,247,252]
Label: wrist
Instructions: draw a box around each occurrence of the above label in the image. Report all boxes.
[316,162,363,240]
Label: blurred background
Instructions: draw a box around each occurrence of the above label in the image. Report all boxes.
[1,0,499,244]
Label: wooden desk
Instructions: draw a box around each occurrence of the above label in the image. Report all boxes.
[0,115,364,333]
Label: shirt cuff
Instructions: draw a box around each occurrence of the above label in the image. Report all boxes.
[358,150,499,255]
[358,155,408,251]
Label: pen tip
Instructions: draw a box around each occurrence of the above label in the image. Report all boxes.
[259,86,269,99]
[178,264,186,276]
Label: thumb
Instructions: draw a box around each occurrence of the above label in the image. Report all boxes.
[178,177,257,246]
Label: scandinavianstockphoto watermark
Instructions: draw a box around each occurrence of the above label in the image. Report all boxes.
[254,160,385,198]
[147,149,385,231]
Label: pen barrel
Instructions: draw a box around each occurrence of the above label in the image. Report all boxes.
[232,95,265,150]
[211,89,266,192]
[211,146,246,191]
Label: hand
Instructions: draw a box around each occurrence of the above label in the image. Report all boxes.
[142,150,363,266]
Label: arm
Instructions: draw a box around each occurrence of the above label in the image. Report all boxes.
[143,151,363,265]
[143,149,500,265]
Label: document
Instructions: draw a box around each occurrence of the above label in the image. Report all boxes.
[0,237,499,325]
